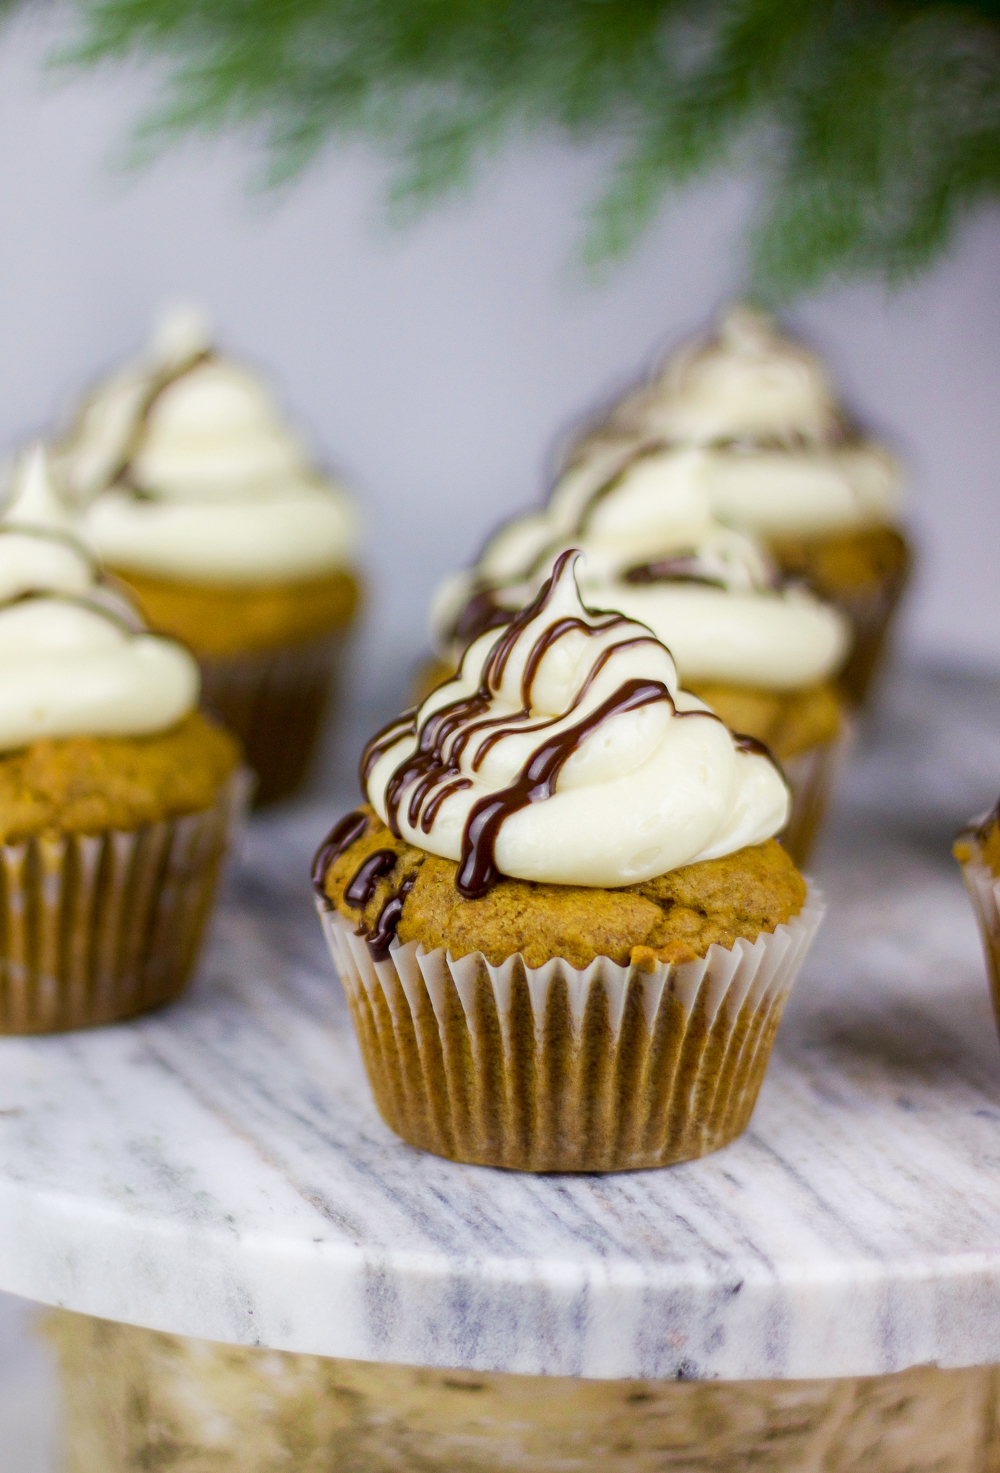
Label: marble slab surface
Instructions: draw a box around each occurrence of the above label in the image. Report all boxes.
[0,666,997,1382]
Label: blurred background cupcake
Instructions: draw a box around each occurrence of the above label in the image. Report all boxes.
[426,444,851,864]
[565,306,912,709]
[954,801,1000,1039]
[0,447,245,1033]
[55,304,361,805]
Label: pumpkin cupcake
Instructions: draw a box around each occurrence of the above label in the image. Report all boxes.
[0,448,245,1033]
[426,444,851,864]
[56,305,361,804]
[316,551,823,1172]
[566,306,911,707]
[955,802,1000,1037]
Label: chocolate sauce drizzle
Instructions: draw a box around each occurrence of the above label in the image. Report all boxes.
[448,586,515,650]
[367,874,417,961]
[310,809,368,901]
[443,435,790,657]
[622,554,727,590]
[363,550,785,903]
[345,849,397,908]
[109,349,213,492]
[455,675,671,898]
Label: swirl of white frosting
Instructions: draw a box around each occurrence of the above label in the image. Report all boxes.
[638,306,841,443]
[60,305,359,584]
[431,446,849,691]
[0,448,199,752]
[368,552,790,891]
[582,306,903,535]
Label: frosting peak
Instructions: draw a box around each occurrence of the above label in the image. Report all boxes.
[131,358,308,502]
[3,445,79,534]
[150,302,213,369]
[652,306,839,445]
[431,445,850,692]
[0,449,199,751]
[368,551,789,893]
[575,305,904,536]
[61,304,359,583]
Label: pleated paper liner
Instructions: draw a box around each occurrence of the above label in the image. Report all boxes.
[0,767,252,1035]
[199,629,349,807]
[319,890,824,1172]
[957,839,1000,1035]
[782,723,853,868]
[829,555,913,710]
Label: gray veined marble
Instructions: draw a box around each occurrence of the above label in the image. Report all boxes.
[0,665,997,1383]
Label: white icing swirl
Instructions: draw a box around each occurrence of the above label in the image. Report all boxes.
[579,306,903,535]
[632,306,841,443]
[368,552,790,890]
[0,448,199,752]
[431,446,850,691]
[60,305,359,584]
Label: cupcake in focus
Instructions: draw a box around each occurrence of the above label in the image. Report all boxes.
[567,306,911,706]
[56,305,361,804]
[315,551,823,1172]
[955,802,1000,1037]
[427,445,852,864]
[0,448,245,1033]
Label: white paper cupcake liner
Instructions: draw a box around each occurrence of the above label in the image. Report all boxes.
[782,723,853,868]
[0,767,252,1034]
[200,629,349,806]
[318,886,824,1172]
[829,562,912,709]
[957,837,1000,1030]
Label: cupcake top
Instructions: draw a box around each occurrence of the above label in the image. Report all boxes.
[0,447,199,751]
[367,550,790,895]
[573,306,902,536]
[431,445,850,692]
[58,305,359,585]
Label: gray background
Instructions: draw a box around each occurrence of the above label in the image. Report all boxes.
[0,15,997,675]
[0,11,998,1468]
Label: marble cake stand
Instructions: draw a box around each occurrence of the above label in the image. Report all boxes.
[5,666,1000,1470]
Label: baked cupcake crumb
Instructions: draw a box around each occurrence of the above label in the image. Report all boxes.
[0,712,241,844]
[323,806,805,970]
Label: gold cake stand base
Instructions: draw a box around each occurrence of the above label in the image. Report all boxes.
[43,1309,1000,1473]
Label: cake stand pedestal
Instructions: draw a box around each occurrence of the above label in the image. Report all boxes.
[2,666,1000,1471]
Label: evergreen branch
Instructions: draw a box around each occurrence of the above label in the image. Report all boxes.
[23,0,1000,295]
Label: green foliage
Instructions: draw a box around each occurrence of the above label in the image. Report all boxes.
[39,0,1000,295]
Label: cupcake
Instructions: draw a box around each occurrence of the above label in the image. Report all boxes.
[566,306,911,707]
[0,447,245,1033]
[56,305,361,805]
[955,803,1000,1034]
[316,551,823,1172]
[427,444,852,864]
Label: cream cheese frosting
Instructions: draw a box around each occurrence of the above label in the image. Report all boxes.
[0,448,199,751]
[574,306,903,536]
[366,551,790,892]
[60,305,359,584]
[431,445,850,691]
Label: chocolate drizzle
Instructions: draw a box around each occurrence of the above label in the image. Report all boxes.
[345,849,397,908]
[441,434,790,659]
[456,676,671,898]
[733,732,778,765]
[447,585,515,650]
[109,349,214,492]
[310,809,368,900]
[366,874,417,961]
[622,555,727,590]
[362,550,786,903]
[362,551,629,859]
